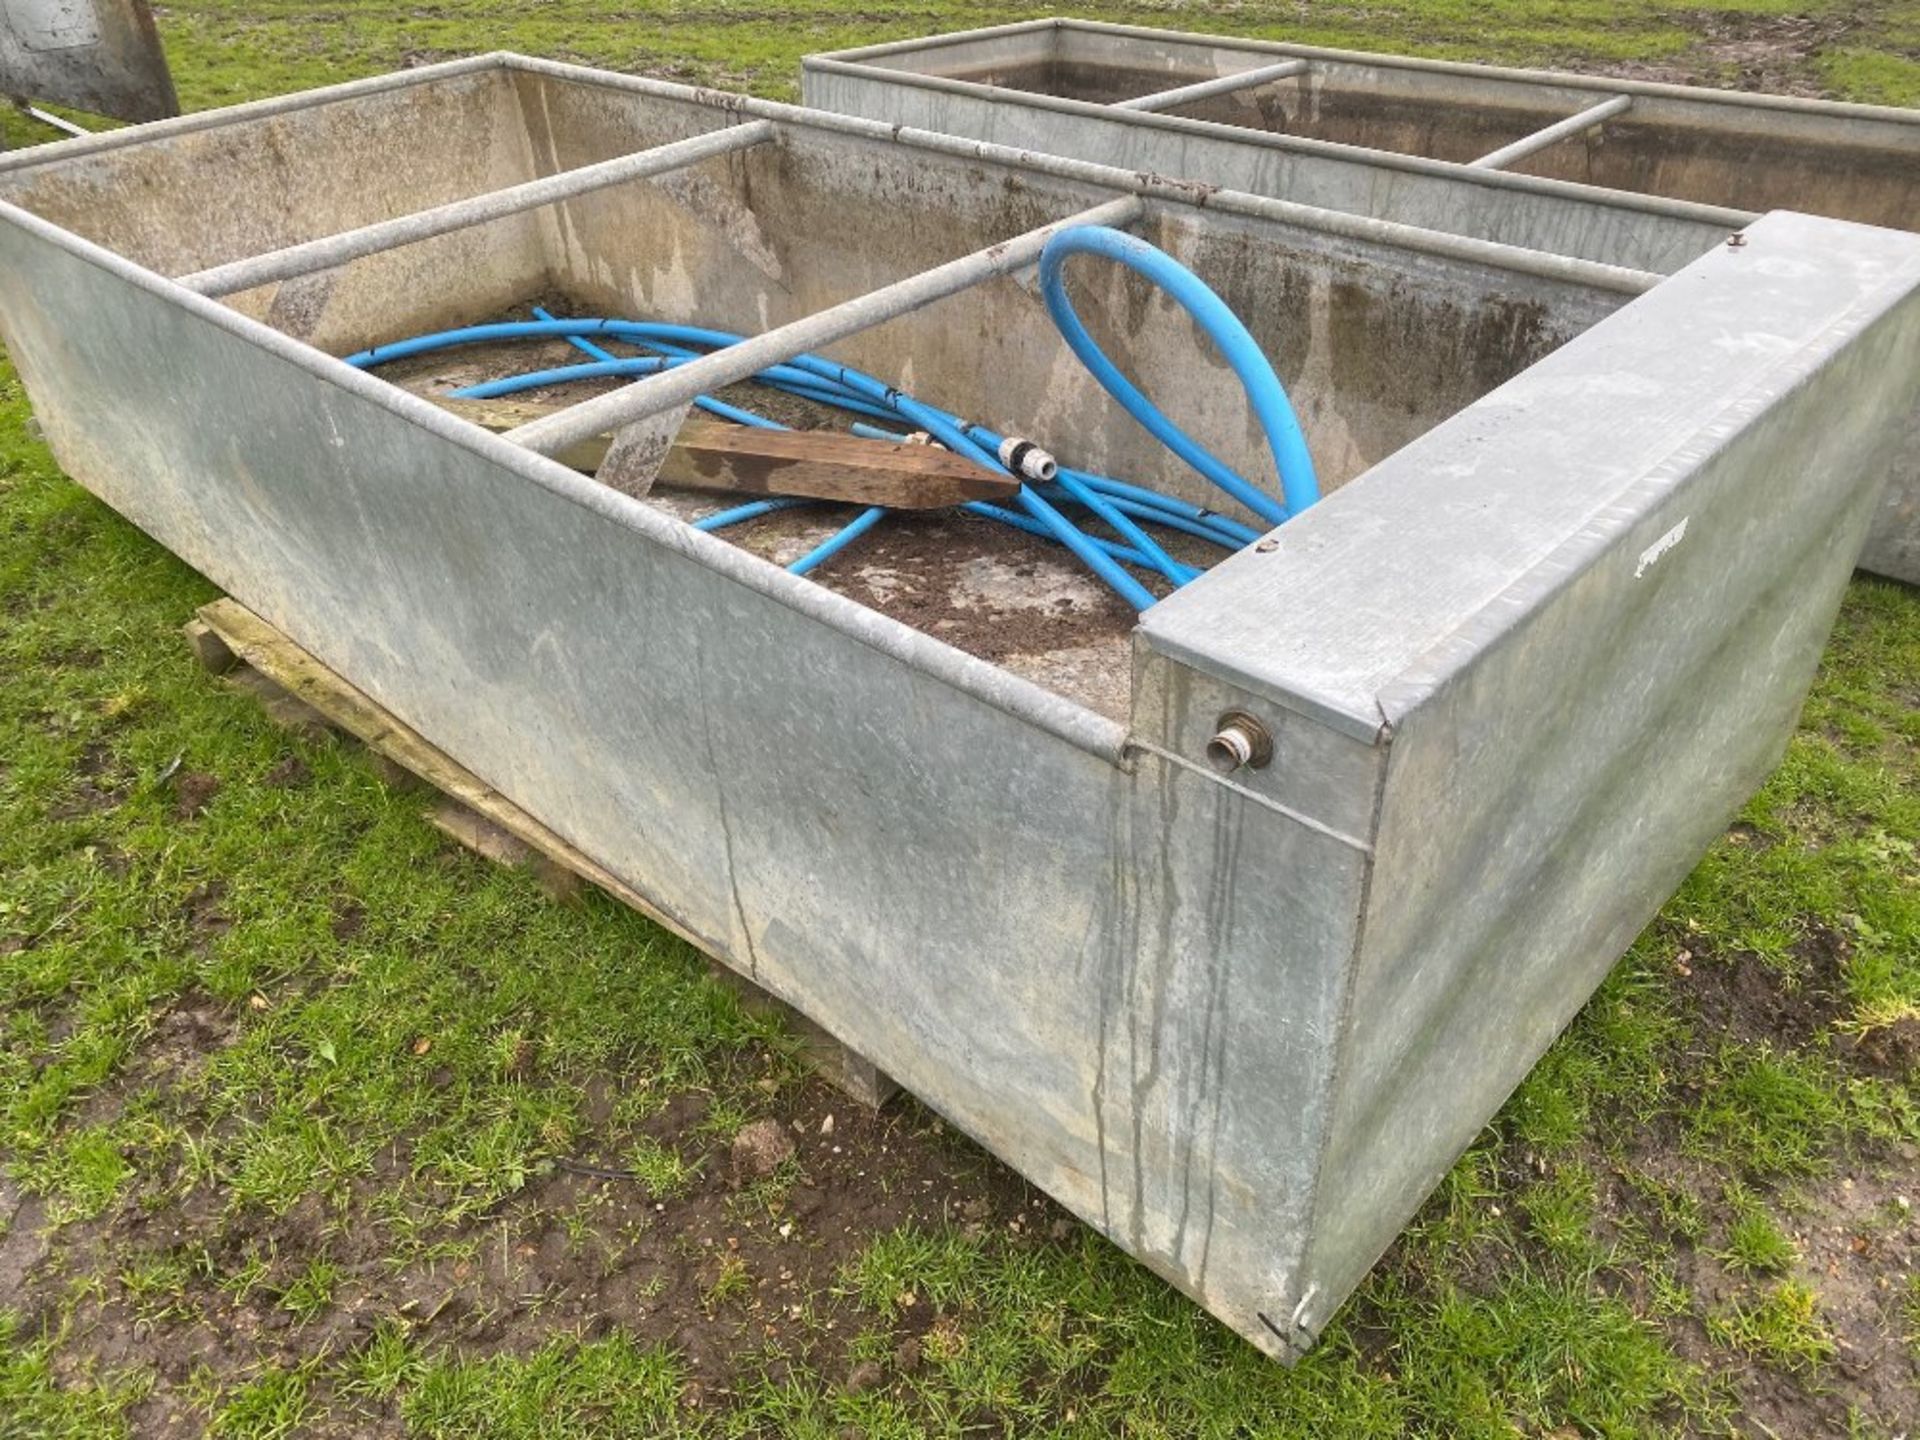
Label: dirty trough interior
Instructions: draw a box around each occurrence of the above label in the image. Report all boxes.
[2,53,1918,1364]
[0,59,1642,719]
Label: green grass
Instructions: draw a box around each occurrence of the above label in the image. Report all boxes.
[402,1333,688,1440]
[2,2,1919,1434]
[0,1311,152,1439]
[1706,1281,1837,1374]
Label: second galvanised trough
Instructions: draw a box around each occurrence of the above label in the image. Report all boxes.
[803,17,1920,584]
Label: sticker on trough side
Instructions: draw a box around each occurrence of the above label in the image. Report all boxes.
[0,0,177,122]
[1635,516,1690,578]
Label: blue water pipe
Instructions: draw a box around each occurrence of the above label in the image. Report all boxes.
[1036,224,1318,524]
[348,236,1315,609]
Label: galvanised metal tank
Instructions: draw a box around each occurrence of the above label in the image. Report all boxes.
[2,55,1917,1360]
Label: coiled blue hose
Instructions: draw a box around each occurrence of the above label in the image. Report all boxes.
[1037,225,1318,523]
[347,234,1315,609]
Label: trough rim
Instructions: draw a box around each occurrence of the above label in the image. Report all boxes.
[811,15,1920,128]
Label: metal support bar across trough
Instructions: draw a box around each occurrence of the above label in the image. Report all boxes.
[21,103,90,137]
[1115,58,1310,113]
[180,121,776,297]
[1469,94,1633,170]
[2,55,1918,1364]
[803,18,1920,584]
[503,194,1144,459]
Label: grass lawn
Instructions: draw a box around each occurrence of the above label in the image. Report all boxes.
[3,2,1919,1435]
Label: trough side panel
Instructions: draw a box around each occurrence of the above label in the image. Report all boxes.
[1295,230,1920,1329]
[0,69,542,351]
[1858,407,1920,583]
[1514,105,1920,229]
[1102,657,1383,1360]
[798,67,1735,275]
[0,215,1365,1366]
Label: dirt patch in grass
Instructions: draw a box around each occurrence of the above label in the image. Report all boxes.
[1672,925,1917,1083]
[1673,937,1847,1052]
[149,990,237,1074]
[17,1059,1050,1430]
[1642,1159,1920,1437]
[0,1178,52,1306]
[1575,7,1870,93]
[170,770,221,821]
[48,742,130,820]
[180,879,232,946]
[263,755,311,789]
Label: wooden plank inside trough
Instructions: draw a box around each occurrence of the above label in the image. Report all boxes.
[434,396,1013,508]
[185,597,899,1109]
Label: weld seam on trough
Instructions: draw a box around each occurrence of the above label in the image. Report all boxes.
[502,194,1146,455]
[1124,739,1376,853]
[1289,696,1399,1346]
[1114,59,1311,113]
[503,56,1682,292]
[0,196,1130,765]
[178,121,776,297]
[1055,16,1920,124]
[798,57,1760,236]
[0,52,512,176]
[1469,94,1634,171]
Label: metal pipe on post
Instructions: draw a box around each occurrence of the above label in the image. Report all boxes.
[1468,94,1633,170]
[501,194,1147,460]
[177,121,776,297]
[1116,59,1310,113]
[21,105,91,138]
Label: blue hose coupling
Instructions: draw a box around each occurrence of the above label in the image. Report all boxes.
[997,435,1059,482]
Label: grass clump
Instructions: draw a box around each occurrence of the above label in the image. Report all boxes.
[0,1311,151,1439]
[1707,1281,1836,1372]
[401,1332,690,1440]
[1717,1191,1799,1277]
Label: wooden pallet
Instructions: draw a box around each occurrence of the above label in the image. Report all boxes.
[185,597,897,1109]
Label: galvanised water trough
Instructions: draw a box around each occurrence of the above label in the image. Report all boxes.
[802,18,1920,584]
[3,55,1918,1361]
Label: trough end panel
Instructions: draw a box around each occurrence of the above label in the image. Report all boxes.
[1292,221,1920,1332]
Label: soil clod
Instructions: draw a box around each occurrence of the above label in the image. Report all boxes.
[730,1118,796,1185]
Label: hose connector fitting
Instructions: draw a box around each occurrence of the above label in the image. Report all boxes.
[998,435,1059,482]
[1206,711,1273,774]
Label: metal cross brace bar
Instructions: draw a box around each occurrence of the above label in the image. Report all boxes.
[178,121,776,297]
[20,104,91,137]
[1468,94,1633,170]
[1116,59,1311,113]
[502,193,1148,460]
